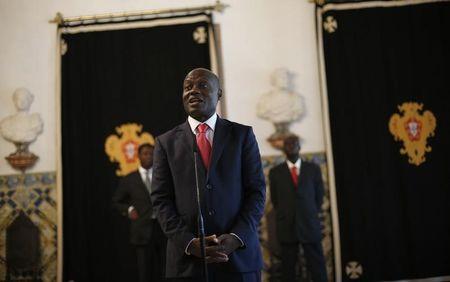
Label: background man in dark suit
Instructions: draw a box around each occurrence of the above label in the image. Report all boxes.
[112,143,166,282]
[269,135,327,282]
[151,68,266,282]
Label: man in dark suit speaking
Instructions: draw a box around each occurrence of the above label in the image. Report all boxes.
[151,68,266,282]
[112,143,166,282]
[269,135,327,282]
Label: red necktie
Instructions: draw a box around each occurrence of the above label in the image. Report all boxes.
[196,123,212,169]
[290,166,298,187]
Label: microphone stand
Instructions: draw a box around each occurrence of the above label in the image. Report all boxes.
[193,149,209,282]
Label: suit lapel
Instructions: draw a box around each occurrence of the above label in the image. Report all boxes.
[180,117,229,180]
[177,121,206,201]
[209,117,231,174]
[179,120,208,180]
[281,162,297,190]
[298,159,306,190]
[177,121,195,164]
[133,171,151,200]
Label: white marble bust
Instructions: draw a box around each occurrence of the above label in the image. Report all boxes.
[257,68,304,124]
[0,88,43,144]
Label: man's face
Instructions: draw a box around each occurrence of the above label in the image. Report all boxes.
[283,136,300,158]
[138,146,154,169]
[182,69,221,122]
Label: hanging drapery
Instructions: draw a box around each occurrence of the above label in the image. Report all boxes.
[58,12,218,281]
[317,0,450,281]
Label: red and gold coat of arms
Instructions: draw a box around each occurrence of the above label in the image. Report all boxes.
[105,123,154,176]
[389,102,436,166]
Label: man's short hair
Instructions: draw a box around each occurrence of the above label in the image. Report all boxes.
[284,134,300,143]
[138,143,154,154]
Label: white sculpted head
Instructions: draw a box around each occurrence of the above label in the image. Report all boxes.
[0,88,43,144]
[256,68,304,125]
[13,88,34,112]
[270,68,291,91]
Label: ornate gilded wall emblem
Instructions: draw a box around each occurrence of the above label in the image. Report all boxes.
[389,102,436,166]
[105,123,155,176]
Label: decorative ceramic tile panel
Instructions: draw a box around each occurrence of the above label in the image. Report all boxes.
[0,172,57,282]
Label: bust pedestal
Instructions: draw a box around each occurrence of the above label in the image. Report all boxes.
[5,143,39,172]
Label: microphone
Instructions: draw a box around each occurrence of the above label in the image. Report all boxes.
[193,137,209,282]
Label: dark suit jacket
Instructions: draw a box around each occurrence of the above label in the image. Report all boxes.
[151,117,266,278]
[112,170,153,245]
[269,160,324,243]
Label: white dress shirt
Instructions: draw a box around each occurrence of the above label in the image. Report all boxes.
[286,158,301,175]
[187,113,217,145]
[128,166,153,215]
[138,166,153,187]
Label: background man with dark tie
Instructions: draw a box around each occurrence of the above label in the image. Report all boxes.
[112,143,166,282]
[269,135,327,282]
[151,68,266,282]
